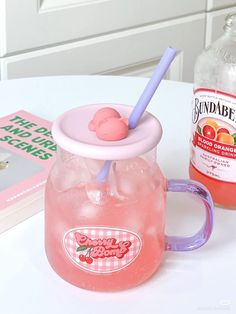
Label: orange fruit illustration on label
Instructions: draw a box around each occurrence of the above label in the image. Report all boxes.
[216,133,234,145]
[202,124,217,140]
[205,119,218,129]
[217,127,230,134]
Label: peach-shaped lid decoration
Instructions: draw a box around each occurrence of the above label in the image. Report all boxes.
[52,47,176,181]
[52,103,162,160]
[88,107,129,141]
[88,107,121,132]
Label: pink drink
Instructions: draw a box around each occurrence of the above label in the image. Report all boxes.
[45,155,166,291]
[45,104,214,291]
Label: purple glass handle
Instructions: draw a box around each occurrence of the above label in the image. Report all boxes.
[165,179,214,251]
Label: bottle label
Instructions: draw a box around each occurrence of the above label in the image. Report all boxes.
[63,227,142,273]
[191,88,236,182]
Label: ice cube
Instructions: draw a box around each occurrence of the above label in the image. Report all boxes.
[50,162,91,192]
[115,157,149,173]
[78,201,100,219]
[113,157,158,199]
[54,185,87,211]
[84,158,105,176]
[85,181,110,205]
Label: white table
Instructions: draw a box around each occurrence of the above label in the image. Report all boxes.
[0,76,235,314]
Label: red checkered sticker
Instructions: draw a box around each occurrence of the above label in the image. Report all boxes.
[63,227,142,273]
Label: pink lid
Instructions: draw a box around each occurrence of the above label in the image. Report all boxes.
[52,104,162,160]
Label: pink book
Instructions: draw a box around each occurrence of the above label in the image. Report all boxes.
[0,110,56,233]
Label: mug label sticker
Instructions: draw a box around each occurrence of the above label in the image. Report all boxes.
[63,227,142,273]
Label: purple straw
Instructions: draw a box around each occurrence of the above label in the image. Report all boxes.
[96,47,176,182]
[128,47,176,129]
[96,160,112,182]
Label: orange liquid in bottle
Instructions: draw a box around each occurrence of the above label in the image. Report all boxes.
[189,163,236,209]
[190,13,236,209]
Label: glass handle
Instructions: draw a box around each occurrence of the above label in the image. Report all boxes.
[165,179,214,251]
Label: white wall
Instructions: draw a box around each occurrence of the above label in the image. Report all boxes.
[0,0,236,82]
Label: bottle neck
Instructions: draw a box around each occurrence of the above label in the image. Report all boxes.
[224,14,236,39]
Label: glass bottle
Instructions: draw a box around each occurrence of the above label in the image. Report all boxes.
[189,13,236,209]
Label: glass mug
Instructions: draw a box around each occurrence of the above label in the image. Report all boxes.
[45,104,214,291]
